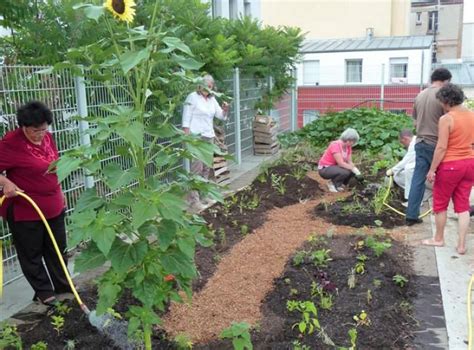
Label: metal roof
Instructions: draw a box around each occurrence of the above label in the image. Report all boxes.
[434,61,474,85]
[301,36,433,53]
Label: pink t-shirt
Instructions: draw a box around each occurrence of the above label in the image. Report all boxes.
[318,140,352,168]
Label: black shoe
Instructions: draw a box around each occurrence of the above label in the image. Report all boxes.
[406,218,423,226]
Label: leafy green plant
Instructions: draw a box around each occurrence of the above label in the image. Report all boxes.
[290,288,299,296]
[51,315,65,335]
[366,289,373,304]
[393,274,408,288]
[220,322,253,350]
[292,109,413,157]
[286,300,320,335]
[372,184,389,215]
[271,173,287,195]
[31,341,48,350]
[311,249,332,267]
[310,282,333,310]
[354,254,368,274]
[372,279,382,288]
[55,302,72,316]
[371,159,392,176]
[218,228,227,246]
[348,328,358,350]
[240,224,249,235]
[292,251,307,266]
[365,236,392,257]
[174,333,193,349]
[353,310,371,327]
[0,322,22,349]
[290,166,307,181]
[292,340,311,350]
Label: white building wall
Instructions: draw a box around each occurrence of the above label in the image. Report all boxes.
[462,23,474,60]
[297,48,432,86]
[204,0,261,20]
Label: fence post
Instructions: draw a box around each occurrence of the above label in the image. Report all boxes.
[380,64,385,110]
[233,67,242,165]
[74,72,95,189]
[291,68,298,131]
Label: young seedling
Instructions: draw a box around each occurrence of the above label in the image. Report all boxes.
[219,322,253,350]
[271,174,287,195]
[64,339,77,350]
[365,236,392,257]
[286,300,320,335]
[393,274,408,288]
[292,340,310,350]
[292,251,307,266]
[290,166,307,181]
[55,301,72,316]
[51,315,65,335]
[347,269,357,289]
[284,278,291,285]
[353,310,371,327]
[366,289,373,304]
[174,333,193,349]
[289,288,299,296]
[218,227,226,246]
[310,282,333,310]
[372,278,382,288]
[311,249,332,268]
[31,341,48,350]
[355,254,368,274]
[0,322,22,349]
[348,328,358,350]
[240,224,249,235]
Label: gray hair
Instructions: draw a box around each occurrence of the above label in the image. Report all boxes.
[202,74,215,86]
[339,128,360,143]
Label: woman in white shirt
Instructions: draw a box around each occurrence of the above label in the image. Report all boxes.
[182,74,228,210]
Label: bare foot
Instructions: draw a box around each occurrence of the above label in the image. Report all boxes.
[421,238,444,247]
[456,246,467,255]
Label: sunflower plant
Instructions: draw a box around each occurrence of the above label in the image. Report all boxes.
[49,1,224,348]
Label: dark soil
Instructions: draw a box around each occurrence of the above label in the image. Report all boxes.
[14,164,323,350]
[314,180,407,229]
[198,235,417,349]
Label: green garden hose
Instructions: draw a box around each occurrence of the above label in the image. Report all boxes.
[383,175,432,218]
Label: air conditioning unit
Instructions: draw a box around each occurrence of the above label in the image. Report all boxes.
[391,77,408,84]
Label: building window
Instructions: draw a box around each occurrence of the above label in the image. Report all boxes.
[428,11,438,33]
[346,59,362,83]
[390,58,408,83]
[416,12,422,25]
[244,0,251,17]
[303,110,320,126]
[211,0,221,18]
[303,60,320,85]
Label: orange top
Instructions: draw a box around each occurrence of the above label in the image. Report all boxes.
[444,109,474,162]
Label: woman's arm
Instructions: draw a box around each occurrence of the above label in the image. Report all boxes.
[427,114,450,182]
[333,152,355,170]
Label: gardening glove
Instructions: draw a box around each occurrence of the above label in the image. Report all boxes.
[386,168,393,177]
[352,167,361,177]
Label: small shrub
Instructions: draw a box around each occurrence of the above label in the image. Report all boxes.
[220,322,253,350]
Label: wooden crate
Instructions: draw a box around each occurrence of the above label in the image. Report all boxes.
[212,155,230,185]
[253,115,280,155]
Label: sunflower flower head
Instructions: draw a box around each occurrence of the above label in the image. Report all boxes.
[104,0,136,23]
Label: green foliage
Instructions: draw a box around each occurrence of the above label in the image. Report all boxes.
[271,174,287,195]
[310,282,333,310]
[51,315,65,335]
[311,249,332,267]
[31,341,48,350]
[285,109,413,157]
[286,300,321,335]
[365,236,392,257]
[220,322,253,350]
[174,333,193,349]
[393,274,408,288]
[292,251,307,266]
[0,322,22,350]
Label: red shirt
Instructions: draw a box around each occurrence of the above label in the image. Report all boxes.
[0,129,65,221]
[318,140,352,168]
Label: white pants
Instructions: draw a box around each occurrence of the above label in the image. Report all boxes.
[394,168,432,201]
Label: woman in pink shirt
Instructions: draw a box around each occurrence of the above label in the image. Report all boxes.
[0,101,71,306]
[318,128,362,192]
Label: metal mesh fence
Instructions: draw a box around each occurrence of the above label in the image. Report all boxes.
[1,65,297,286]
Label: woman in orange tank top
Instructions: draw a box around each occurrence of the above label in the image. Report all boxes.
[422,84,474,254]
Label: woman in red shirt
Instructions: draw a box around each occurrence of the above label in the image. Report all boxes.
[423,84,474,254]
[0,101,71,305]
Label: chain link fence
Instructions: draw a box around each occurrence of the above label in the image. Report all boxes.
[1,65,297,286]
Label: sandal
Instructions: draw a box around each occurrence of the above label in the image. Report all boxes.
[36,296,59,307]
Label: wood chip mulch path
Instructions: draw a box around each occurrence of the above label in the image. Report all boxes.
[162,173,407,343]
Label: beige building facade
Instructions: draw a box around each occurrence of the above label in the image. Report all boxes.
[261,0,411,39]
[410,0,464,61]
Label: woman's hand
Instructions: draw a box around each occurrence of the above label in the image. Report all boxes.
[222,102,229,115]
[426,170,436,183]
[1,178,23,198]
[183,127,190,135]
